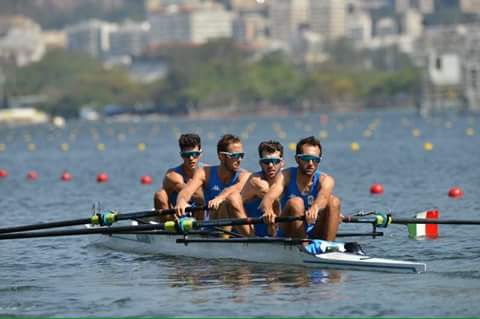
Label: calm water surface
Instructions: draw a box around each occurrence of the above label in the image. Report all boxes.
[1,109,480,317]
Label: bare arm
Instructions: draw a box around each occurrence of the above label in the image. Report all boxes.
[209,170,251,209]
[260,171,287,224]
[305,174,335,224]
[240,173,269,202]
[163,170,186,194]
[175,168,206,216]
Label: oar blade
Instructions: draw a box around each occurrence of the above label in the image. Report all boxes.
[407,209,439,240]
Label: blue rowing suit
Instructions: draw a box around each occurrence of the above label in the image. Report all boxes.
[167,165,189,207]
[243,171,269,237]
[167,163,209,208]
[279,167,322,237]
[203,165,241,203]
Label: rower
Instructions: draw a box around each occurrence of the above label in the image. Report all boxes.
[261,136,341,241]
[154,133,205,221]
[224,140,284,237]
[175,134,251,235]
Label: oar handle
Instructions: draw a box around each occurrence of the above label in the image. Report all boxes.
[0,214,301,240]
[193,215,304,229]
[115,205,206,222]
[0,206,206,235]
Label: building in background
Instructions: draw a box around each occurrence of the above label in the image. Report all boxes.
[346,9,373,46]
[229,0,268,12]
[269,0,309,48]
[376,17,398,37]
[109,21,150,57]
[460,0,480,14]
[415,25,480,114]
[232,12,268,47]
[42,30,66,49]
[402,9,424,38]
[148,1,232,45]
[65,19,117,57]
[396,0,435,14]
[309,0,347,40]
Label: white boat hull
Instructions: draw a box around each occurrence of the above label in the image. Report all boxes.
[88,226,426,273]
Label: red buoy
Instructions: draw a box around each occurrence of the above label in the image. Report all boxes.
[140,175,153,185]
[0,169,8,178]
[448,187,463,198]
[60,171,72,182]
[26,170,38,181]
[370,183,384,195]
[96,172,109,183]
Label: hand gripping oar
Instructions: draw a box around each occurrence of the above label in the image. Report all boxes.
[0,215,305,241]
[0,206,206,235]
[169,215,305,233]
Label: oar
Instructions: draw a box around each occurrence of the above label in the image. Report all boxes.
[0,215,305,241]
[0,206,205,234]
[343,214,480,227]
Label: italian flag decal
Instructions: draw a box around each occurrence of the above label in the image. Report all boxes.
[408,209,439,239]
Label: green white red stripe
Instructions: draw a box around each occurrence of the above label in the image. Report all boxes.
[408,209,439,239]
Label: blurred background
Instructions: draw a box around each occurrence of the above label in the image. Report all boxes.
[1,0,480,124]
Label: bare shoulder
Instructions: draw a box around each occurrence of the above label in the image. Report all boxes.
[320,172,335,186]
[248,172,265,185]
[164,169,183,183]
[195,166,208,180]
[239,169,251,178]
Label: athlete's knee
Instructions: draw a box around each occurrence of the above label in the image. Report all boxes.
[327,195,342,223]
[285,197,305,215]
[329,195,341,211]
[226,192,242,208]
[154,190,169,209]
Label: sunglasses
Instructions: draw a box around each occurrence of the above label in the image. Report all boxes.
[296,154,321,163]
[180,150,202,158]
[220,151,245,160]
[259,157,282,165]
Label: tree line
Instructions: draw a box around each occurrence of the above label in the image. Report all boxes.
[3,40,421,118]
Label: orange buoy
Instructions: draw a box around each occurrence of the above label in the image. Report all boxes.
[60,171,72,182]
[140,175,153,185]
[26,170,38,181]
[448,187,463,198]
[0,169,8,178]
[370,183,384,195]
[96,172,109,183]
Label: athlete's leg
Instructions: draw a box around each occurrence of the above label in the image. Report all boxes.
[312,195,341,240]
[279,197,306,238]
[153,189,172,222]
[209,194,251,237]
[225,192,253,236]
[154,189,169,210]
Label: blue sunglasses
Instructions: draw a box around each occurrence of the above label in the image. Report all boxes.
[259,157,282,165]
[296,154,321,163]
[180,150,202,158]
[220,151,245,160]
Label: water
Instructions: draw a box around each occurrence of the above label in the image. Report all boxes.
[1,109,480,316]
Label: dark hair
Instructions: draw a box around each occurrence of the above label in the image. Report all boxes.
[217,134,241,153]
[179,133,201,150]
[258,140,283,158]
[296,136,322,156]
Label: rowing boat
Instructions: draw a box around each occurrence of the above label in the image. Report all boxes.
[87,222,427,273]
[10,207,478,274]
